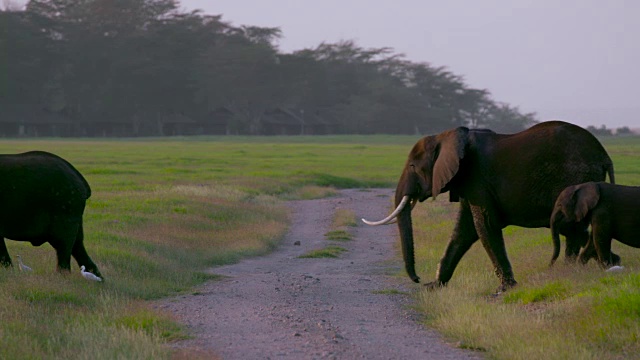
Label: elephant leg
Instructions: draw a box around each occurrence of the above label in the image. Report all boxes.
[610,252,621,266]
[50,219,79,273]
[564,223,588,262]
[578,224,620,266]
[578,232,597,265]
[71,223,101,278]
[54,242,73,272]
[470,206,517,293]
[0,238,11,268]
[431,201,479,288]
[591,222,614,268]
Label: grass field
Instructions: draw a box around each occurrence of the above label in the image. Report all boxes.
[0,134,637,359]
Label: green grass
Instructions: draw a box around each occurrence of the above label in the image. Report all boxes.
[298,246,348,258]
[0,135,413,358]
[324,230,352,241]
[372,289,409,295]
[0,134,638,359]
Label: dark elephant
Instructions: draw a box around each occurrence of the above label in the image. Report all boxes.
[363,121,614,292]
[550,182,638,268]
[0,151,101,277]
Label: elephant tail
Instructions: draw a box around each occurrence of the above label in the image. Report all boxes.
[550,217,561,267]
[606,162,615,184]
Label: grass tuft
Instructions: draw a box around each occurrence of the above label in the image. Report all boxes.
[324,230,352,241]
[332,208,357,227]
[503,281,570,304]
[298,246,348,258]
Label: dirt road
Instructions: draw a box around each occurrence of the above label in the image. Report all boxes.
[159,189,483,359]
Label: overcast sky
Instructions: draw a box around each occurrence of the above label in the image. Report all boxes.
[179,0,639,129]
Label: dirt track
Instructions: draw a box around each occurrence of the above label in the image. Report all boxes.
[158,189,483,359]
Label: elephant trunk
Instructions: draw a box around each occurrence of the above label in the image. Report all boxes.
[395,186,420,283]
[549,210,562,266]
[363,168,422,282]
[398,206,419,282]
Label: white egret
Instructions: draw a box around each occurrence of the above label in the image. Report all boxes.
[80,265,102,282]
[605,265,625,272]
[16,255,33,272]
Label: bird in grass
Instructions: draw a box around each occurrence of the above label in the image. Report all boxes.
[16,255,33,272]
[80,265,102,282]
[606,265,625,272]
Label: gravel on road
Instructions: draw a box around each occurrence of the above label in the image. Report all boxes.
[158,188,483,360]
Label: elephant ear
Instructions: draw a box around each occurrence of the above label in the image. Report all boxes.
[573,182,600,221]
[432,127,469,198]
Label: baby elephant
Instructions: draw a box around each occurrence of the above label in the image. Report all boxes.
[550,182,639,268]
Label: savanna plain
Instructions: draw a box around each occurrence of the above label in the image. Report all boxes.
[0,135,638,360]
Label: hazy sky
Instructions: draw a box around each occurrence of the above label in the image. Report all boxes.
[179,0,639,129]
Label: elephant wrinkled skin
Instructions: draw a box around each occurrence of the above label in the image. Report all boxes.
[551,182,639,268]
[364,121,614,293]
[0,151,101,278]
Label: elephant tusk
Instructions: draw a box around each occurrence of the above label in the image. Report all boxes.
[379,198,417,225]
[362,196,409,226]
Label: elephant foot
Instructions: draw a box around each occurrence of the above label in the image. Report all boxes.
[423,281,445,291]
[611,253,621,266]
[565,254,580,264]
[578,255,591,265]
[495,279,518,295]
[580,251,621,267]
[87,267,103,279]
[578,248,595,264]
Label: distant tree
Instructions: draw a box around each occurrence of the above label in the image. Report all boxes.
[0,2,543,136]
[0,8,52,112]
[586,125,613,137]
[478,103,538,133]
[615,126,632,136]
[195,24,287,134]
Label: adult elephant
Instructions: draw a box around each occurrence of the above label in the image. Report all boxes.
[0,151,101,278]
[363,121,614,293]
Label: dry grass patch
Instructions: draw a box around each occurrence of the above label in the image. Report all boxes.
[286,185,338,200]
[323,208,357,242]
[332,208,357,228]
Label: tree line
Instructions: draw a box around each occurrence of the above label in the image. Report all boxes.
[0,0,538,137]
